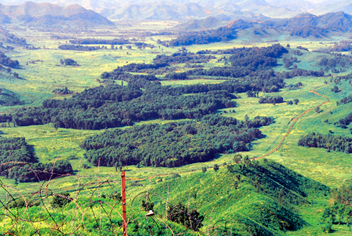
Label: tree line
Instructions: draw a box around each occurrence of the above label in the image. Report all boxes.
[298,132,352,153]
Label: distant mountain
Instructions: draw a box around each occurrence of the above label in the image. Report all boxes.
[311,0,352,15]
[263,11,352,36]
[175,17,224,30]
[169,11,352,46]
[0,0,350,22]
[100,2,211,20]
[0,2,114,28]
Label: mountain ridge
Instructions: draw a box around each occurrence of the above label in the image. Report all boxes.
[0,1,114,28]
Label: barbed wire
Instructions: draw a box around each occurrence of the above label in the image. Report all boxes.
[0,159,252,236]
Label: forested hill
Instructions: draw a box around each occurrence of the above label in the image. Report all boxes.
[81,114,274,167]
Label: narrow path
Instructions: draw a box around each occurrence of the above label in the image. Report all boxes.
[253,90,329,160]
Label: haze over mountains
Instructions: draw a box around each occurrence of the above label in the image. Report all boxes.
[1,0,351,21]
[0,2,114,28]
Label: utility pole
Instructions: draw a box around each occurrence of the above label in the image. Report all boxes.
[121,171,127,235]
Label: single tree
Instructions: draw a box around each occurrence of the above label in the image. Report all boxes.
[213,164,219,172]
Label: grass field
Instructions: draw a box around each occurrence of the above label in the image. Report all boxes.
[1,27,352,234]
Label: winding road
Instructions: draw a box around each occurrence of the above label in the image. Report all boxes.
[253,90,330,160]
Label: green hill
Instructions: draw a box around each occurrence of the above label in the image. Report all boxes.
[0,87,23,106]
[147,159,330,235]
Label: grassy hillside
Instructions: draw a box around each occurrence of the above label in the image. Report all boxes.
[147,159,330,235]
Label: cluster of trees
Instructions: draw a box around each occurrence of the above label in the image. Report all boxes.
[0,52,19,68]
[338,94,352,105]
[318,54,352,72]
[0,136,73,182]
[58,45,100,51]
[60,58,79,66]
[69,38,130,45]
[276,69,325,79]
[134,42,154,49]
[292,50,304,56]
[335,113,352,128]
[167,203,204,231]
[153,52,215,65]
[258,96,284,104]
[165,72,188,80]
[52,87,73,95]
[321,182,352,231]
[298,132,352,153]
[283,56,298,69]
[11,83,236,130]
[320,40,352,53]
[286,82,303,90]
[287,99,299,105]
[81,114,274,167]
[0,113,12,123]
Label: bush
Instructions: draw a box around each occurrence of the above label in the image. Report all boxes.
[51,192,72,208]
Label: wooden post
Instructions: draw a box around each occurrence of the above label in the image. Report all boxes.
[121,171,127,235]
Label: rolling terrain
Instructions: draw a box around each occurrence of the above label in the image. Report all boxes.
[0,6,352,235]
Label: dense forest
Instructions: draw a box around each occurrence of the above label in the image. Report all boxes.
[0,51,19,68]
[11,83,236,130]
[69,38,130,45]
[99,44,324,84]
[298,132,352,153]
[81,114,274,167]
[0,136,72,182]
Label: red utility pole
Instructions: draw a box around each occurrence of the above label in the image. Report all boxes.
[121,171,127,235]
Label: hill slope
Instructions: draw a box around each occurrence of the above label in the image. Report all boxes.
[148,159,329,235]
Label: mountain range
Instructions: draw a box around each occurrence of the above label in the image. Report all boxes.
[0,2,114,28]
[1,0,352,21]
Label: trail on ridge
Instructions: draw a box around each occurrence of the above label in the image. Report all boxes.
[253,90,330,160]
